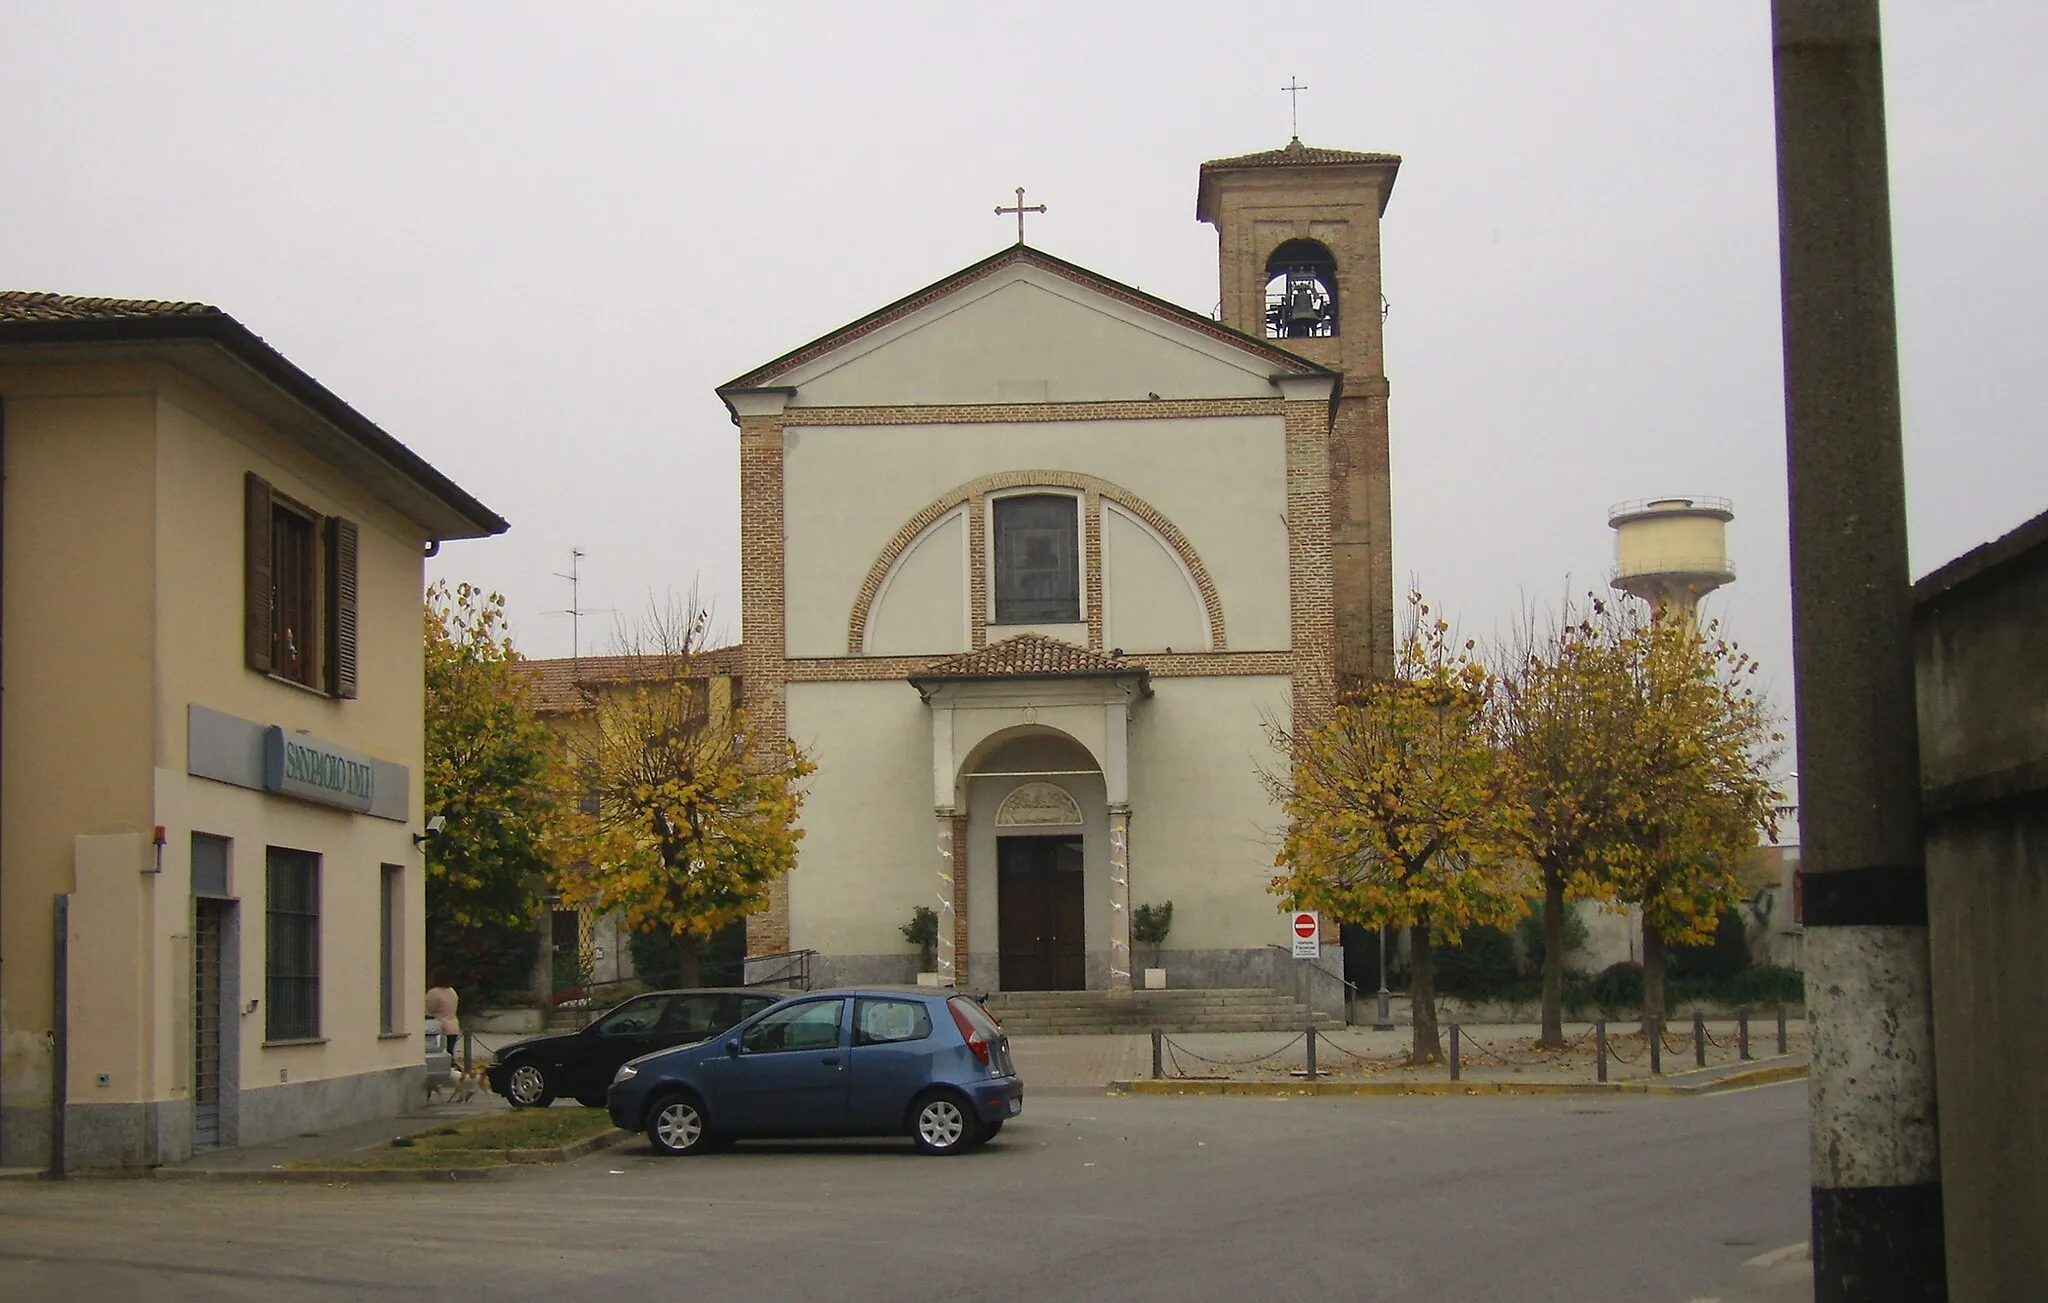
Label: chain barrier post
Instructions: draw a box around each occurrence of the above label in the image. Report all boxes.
[1596,1021,1608,1083]
[1448,1023,1460,1081]
[1694,1011,1707,1068]
[1151,1027,1163,1080]
[1649,1017,1662,1075]
[1776,1002,1787,1056]
[1305,1024,1318,1081]
[1739,1008,1751,1061]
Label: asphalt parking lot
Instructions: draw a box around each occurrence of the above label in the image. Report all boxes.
[0,1084,1811,1303]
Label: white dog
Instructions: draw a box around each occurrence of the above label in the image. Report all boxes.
[424,1063,481,1104]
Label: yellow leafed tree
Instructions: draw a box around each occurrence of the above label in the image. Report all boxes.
[1495,595,1654,1047]
[553,604,814,987]
[1268,596,1530,1064]
[1611,611,1783,1033]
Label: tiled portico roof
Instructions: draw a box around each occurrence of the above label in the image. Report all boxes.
[0,290,222,321]
[911,634,1147,687]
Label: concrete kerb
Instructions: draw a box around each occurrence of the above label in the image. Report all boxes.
[1114,1055,1808,1099]
[150,1127,637,1184]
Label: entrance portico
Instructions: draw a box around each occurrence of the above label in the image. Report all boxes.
[911,635,1149,992]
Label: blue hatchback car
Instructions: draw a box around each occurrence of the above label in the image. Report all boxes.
[607,989,1024,1157]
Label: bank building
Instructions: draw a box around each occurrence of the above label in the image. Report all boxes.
[722,138,1400,1006]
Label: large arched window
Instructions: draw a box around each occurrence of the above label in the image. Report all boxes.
[1264,239,1339,339]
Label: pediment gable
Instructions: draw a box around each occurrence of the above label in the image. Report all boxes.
[719,246,1328,413]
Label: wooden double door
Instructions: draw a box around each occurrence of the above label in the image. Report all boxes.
[998,835,1086,990]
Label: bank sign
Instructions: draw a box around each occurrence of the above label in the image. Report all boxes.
[263,727,376,814]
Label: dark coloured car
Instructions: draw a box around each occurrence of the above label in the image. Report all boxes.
[487,988,795,1108]
[607,989,1023,1156]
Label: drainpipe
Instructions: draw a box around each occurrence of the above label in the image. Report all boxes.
[1771,2,1945,1296]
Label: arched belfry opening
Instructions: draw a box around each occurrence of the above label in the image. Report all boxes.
[1264,238,1338,338]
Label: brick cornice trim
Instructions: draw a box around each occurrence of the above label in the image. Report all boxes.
[785,650,1294,683]
[785,397,1286,427]
[847,469,1227,655]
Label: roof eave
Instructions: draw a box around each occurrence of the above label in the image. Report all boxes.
[720,244,1332,398]
[0,314,507,540]
[906,667,1153,698]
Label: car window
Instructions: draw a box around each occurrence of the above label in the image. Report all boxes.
[597,995,669,1035]
[737,995,777,1022]
[949,996,1002,1041]
[739,999,844,1054]
[854,998,932,1046]
[657,994,726,1039]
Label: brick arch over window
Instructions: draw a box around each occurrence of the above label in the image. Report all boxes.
[849,470,1227,655]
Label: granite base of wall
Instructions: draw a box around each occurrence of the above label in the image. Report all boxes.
[1,1102,51,1169]
[8,1062,424,1170]
[236,1062,421,1151]
[803,953,922,990]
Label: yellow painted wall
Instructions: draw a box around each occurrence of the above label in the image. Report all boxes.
[0,381,159,1108]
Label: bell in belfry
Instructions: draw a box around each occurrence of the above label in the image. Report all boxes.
[1288,275,1323,325]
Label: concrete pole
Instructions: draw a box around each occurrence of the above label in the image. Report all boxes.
[933,812,958,987]
[1770,3,1946,1297]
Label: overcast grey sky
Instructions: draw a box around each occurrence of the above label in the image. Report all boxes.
[7,2,2043,756]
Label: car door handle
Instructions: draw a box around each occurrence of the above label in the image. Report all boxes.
[820,1057,841,1067]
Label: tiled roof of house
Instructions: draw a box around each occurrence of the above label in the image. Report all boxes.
[0,290,222,322]
[914,634,1140,680]
[1199,138,1402,171]
[521,645,745,714]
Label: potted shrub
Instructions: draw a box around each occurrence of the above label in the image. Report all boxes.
[901,905,940,984]
[1132,901,1174,989]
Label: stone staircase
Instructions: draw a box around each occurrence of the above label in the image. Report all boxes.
[982,988,1341,1035]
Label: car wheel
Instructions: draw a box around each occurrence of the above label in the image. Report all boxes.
[911,1091,981,1156]
[504,1063,555,1109]
[647,1094,713,1156]
[575,1094,608,1109]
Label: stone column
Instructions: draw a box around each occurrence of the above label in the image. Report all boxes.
[934,811,960,987]
[1107,805,1132,993]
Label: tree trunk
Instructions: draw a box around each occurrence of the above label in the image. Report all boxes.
[675,932,703,988]
[1538,863,1566,1048]
[1640,921,1666,1038]
[1409,921,1443,1065]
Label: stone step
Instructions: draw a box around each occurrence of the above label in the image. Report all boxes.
[981,987,1338,1035]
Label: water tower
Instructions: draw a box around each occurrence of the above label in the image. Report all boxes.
[1607,496,1735,617]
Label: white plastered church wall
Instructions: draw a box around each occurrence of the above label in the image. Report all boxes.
[864,509,969,655]
[1102,503,1209,653]
[1125,677,1294,954]
[783,681,939,979]
[780,417,1289,657]
[775,267,1282,407]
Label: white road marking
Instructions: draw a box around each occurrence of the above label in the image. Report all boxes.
[1744,1241,1810,1268]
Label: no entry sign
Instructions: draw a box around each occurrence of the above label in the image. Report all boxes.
[1291,910,1320,959]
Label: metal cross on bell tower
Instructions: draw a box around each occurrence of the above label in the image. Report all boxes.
[994,187,1047,244]
[1282,75,1308,140]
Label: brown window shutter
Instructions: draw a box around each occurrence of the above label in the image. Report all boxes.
[326,516,360,698]
[245,472,275,673]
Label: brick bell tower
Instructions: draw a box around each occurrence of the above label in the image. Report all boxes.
[1198,138,1401,685]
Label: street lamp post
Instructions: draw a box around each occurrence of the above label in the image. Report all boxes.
[1373,923,1395,1030]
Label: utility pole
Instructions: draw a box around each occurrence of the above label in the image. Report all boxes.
[1770,2,1945,1297]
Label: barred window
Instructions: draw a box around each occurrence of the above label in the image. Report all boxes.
[992,494,1079,624]
[265,847,321,1041]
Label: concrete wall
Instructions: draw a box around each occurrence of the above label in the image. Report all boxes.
[1912,509,2048,1302]
[781,415,1289,658]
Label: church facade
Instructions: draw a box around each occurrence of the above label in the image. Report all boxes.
[721,141,1398,994]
